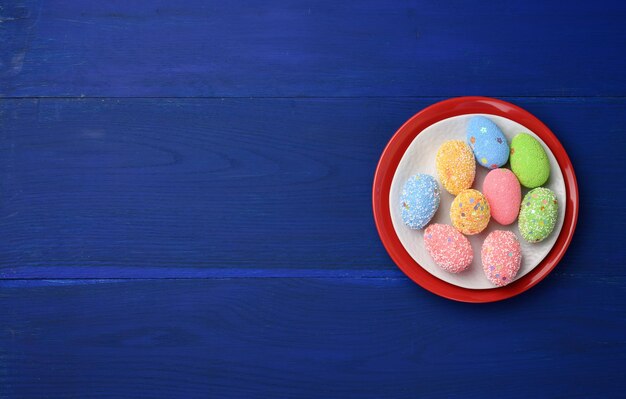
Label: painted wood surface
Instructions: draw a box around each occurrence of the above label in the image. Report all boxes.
[0,98,623,278]
[1,277,625,398]
[1,0,626,97]
[2,0,626,397]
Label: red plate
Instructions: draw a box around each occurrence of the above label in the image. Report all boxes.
[372,97,579,303]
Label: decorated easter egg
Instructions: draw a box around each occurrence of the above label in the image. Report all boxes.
[518,187,558,243]
[424,224,473,273]
[510,133,550,188]
[450,189,490,235]
[466,116,509,169]
[481,230,522,286]
[482,168,521,225]
[436,140,475,195]
[400,174,440,229]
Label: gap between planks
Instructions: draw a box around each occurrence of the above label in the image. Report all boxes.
[1,96,626,100]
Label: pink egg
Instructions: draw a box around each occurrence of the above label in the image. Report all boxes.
[482,168,521,225]
[424,224,473,273]
[481,230,522,286]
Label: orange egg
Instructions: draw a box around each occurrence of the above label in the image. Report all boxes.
[436,140,475,195]
[450,189,490,235]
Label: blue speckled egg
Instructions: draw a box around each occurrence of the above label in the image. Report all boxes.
[467,116,510,169]
[400,174,440,229]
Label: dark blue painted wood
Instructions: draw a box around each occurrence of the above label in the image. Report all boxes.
[0,276,626,398]
[2,0,626,397]
[1,277,625,398]
[0,98,624,278]
[1,0,626,97]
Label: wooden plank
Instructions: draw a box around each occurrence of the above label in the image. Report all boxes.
[0,277,624,398]
[0,97,624,278]
[1,0,625,97]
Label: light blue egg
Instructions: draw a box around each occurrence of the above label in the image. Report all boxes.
[467,116,509,169]
[400,174,440,229]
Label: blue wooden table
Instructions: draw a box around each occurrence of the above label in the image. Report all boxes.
[1,1,625,397]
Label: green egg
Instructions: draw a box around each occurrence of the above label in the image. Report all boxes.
[518,188,558,243]
[510,133,550,188]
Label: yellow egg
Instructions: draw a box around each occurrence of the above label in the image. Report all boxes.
[436,140,475,195]
[450,189,491,235]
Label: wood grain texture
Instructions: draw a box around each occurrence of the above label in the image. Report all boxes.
[1,0,626,97]
[0,98,624,278]
[1,277,625,398]
[2,0,626,397]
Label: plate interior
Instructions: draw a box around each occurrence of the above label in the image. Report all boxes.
[389,114,566,289]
